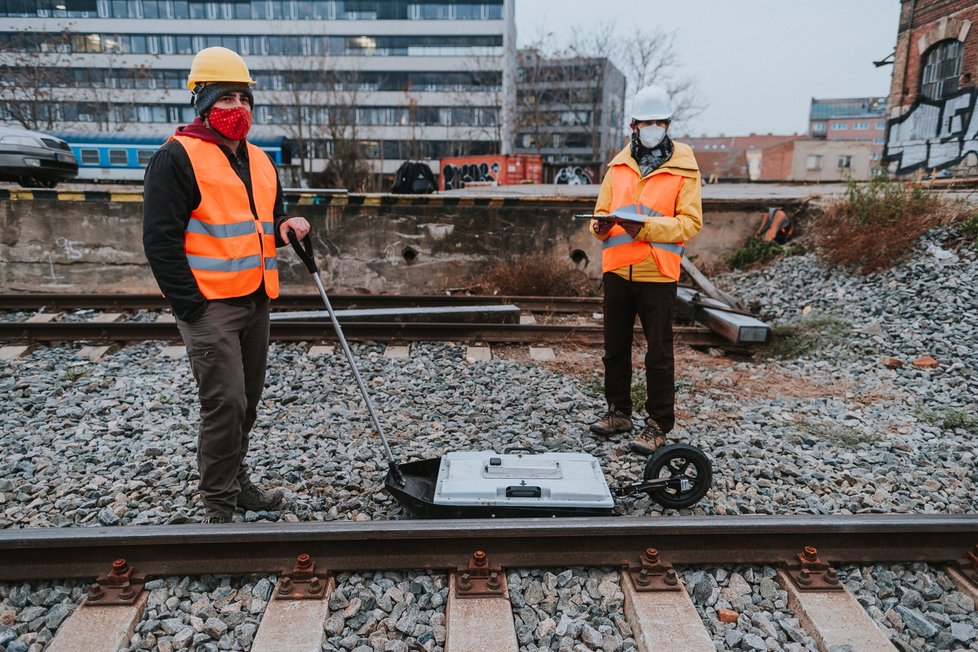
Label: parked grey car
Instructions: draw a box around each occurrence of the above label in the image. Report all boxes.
[0,126,78,188]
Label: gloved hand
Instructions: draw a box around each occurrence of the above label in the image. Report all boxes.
[621,220,643,239]
[592,217,615,236]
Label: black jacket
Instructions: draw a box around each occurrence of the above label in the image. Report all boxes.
[142,128,287,322]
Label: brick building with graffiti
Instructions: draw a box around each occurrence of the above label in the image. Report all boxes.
[884,0,978,176]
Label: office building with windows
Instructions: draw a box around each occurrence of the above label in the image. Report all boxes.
[513,48,625,184]
[0,0,516,187]
[808,97,887,164]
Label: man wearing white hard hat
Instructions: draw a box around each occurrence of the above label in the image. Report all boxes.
[143,47,310,523]
[588,85,703,455]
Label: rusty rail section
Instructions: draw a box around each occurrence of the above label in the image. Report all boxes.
[0,293,600,314]
[0,321,723,347]
[0,514,976,582]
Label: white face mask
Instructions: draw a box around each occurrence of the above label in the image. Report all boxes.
[638,124,666,148]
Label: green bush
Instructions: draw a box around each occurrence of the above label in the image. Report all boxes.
[727,239,806,270]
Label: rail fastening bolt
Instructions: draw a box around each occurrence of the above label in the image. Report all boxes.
[309,577,322,593]
[798,569,812,585]
[643,548,660,565]
[825,568,839,584]
[664,569,678,586]
[119,581,134,599]
[802,547,818,563]
[297,554,312,570]
[111,559,128,576]
[87,584,104,600]
[472,551,487,567]
[487,572,500,590]
[635,569,651,587]
[458,573,472,590]
[279,578,293,595]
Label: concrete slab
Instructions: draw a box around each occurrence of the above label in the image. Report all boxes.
[445,574,518,652]
[78,345,112,361]
[777,569,896,651]
[47,592,148,652]
[251,578,334,652]
[308,344,336,357]
[160,345,186,359]
[621,571,714,652]
[26,312,60,323]
[0,346,29,361]
[465,346,491,362]
[155,313,175,323]
[528,347,555,361]
[90,312,123,323]
[519,314,537,324]
[384,344,411,359]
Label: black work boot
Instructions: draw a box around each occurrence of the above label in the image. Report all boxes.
[630,420,667,455]
[589,406,633,436]
[237,483,285,511]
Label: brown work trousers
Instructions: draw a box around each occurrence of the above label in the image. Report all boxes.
[601,272,676,433]
[176,297,269,517]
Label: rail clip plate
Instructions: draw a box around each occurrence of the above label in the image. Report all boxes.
[274,553,331,601]
[626,547,681,592]
[453,551,507,599]
[954,545,978,587]
[85,559,145,606]
[785,546,844,592]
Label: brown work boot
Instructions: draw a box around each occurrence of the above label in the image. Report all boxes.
[237,483,285,511]
[589,406,633,436]
[630,420,667,455]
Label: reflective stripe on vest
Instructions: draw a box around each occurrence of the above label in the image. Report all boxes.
[601,165,686,280]
[173,135,280,299]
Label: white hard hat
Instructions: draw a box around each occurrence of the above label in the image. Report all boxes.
[631,85,673,122]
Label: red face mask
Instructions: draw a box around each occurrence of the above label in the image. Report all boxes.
[208,106,252,140]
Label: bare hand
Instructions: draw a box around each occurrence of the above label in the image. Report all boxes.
[279,216,310,242]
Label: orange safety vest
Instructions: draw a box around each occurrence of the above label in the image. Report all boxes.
[174,135,280,300]
[601,165,686,280]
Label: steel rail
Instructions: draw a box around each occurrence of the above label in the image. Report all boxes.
[0,514,975,582]
[0,321,724,347]
[0,293,601,314]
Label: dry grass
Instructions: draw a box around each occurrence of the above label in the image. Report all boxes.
[815,177,969,274]
[467,255,598,296]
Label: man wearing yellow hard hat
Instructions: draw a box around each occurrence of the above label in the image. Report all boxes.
[142,46,310,524]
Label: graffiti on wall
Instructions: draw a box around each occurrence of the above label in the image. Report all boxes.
[441,160,500,190]
[885,89,978,174]
[553,166,594,185]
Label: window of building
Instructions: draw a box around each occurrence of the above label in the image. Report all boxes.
[873,136,885,145]
[875,121,885,130]
[921,39,962,100]
[853,122,868,130]
[831,122,847,131]
[806,154,822,170]
[837,155,852,169]
[812,123,827,133]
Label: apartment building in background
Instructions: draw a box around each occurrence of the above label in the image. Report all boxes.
[513,48,625,184]
[809,97,887,163]
[682,134,802,182]
[0,0,517,187]
[883,0,977,177]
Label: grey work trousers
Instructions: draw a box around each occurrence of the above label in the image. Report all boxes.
[176,297,270,516]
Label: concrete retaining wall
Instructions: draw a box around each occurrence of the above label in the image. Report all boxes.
[0,189,800,294]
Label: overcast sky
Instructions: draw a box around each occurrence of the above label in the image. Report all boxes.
[514,0,901,137]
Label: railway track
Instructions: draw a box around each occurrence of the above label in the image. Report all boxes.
[0,292,738,349]
[3,514,977,651]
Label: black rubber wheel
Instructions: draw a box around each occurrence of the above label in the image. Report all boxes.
[643,443,712,509]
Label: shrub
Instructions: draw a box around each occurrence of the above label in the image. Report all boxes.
[762,315,849,359]
[470,255,597,296]
[727,239,807,271]
[815,176,952,274]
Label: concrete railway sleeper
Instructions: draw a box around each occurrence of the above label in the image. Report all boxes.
[4,558,978,651]
[1,515,977,651]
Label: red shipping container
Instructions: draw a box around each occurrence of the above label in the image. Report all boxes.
[439,154,543,191]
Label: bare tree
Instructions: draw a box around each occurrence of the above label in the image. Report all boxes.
[0,30,74,131]
[450,56,504,156]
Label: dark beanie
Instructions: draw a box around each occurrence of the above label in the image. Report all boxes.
[191,82,255,117]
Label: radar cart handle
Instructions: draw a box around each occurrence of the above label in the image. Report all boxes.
[286,230,405,487]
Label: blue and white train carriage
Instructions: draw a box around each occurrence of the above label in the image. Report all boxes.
[54,132,294,183]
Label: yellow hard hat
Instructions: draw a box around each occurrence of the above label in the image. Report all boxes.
[186,46,255,90]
